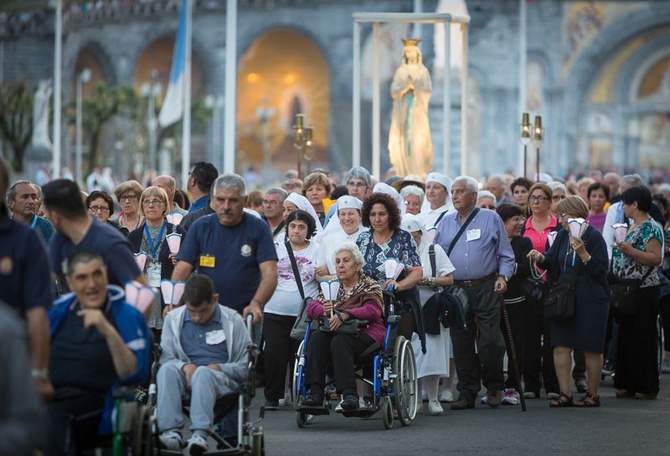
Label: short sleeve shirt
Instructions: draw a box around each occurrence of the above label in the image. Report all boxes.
[0,213,52,315]
[356,229,421,286]
[49,218,141,287]
[612,219,663,287]
[177,213,278,312]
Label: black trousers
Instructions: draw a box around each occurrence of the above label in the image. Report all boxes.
[614,285,660,395]
[305,330,374,398]
[522,299,559,395]
[263,312,301,402]
[46,391,105,456]
[660,291,670,352]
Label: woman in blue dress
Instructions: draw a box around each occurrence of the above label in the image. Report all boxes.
[356,192,424,343]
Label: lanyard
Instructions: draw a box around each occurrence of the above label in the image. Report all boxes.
[30,216,37,229]
[144,221,166,259]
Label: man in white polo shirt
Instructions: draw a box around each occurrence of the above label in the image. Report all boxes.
[419,172,454,230]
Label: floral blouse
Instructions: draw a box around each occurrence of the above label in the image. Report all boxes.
[612,219,662,288]
[356,229,421,287]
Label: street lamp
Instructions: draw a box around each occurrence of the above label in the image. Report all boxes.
[291,113,315,179]
[205,95,225,170]
[519,112,531,179]
[141,76,162,172]
[255,98,275,183]
[76,67,91,185]
[532,115,544,182]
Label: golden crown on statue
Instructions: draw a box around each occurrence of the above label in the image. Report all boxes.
[402,37,421,47]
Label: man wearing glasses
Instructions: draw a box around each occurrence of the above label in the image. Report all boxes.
[260,187,288,243]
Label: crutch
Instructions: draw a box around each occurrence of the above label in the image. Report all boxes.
[499,295,527,412]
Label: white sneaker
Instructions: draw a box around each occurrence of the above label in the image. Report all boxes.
[428,399,444,415]
[439,389,454,403]
[501,388,520,405]
[480,395,488,405]
[158,431,182,451]
[185,434,208,456]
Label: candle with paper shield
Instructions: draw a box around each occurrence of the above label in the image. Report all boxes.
[612,223,628,244]
[320,279,341,301]
[166,211,184,225]
[134,252,148,271]
[161,279,186,306]
[166,232,182,254]
[426,227,437,243]
[547,231,558,248]
[567,218,588,239]
[124,281,158,314]
[384,259,405,288]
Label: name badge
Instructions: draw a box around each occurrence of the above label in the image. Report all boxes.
[205,329,226,345]
[466,229,481,242]
[147,262,162,287]
[199,255,216,268]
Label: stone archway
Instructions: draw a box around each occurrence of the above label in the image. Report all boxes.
[237,28,330,177]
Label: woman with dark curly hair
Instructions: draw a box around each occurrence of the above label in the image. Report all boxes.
[356,192,423,340]
[86,190,128,236]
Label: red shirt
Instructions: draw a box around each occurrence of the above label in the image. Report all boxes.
[524,215,558,254]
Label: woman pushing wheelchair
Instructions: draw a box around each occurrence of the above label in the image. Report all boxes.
[302,242,385,411]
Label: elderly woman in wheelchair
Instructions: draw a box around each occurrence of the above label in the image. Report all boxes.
[301,242,385,411]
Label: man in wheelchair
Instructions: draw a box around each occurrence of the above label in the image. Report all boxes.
[157,274,251,455]
[46,250,151,456]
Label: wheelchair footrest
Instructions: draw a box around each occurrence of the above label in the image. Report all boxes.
[295,405,330,416]
[340,406,377,418]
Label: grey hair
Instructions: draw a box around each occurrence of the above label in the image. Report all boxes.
[621,174,645,188]
[548,181,566,193]
[154,175,176,188]
[657,183,670,193]
[265,187,288,202]
[486,174,505,188]
[400,185,425,206]
[453,176,479,193]
[345,166,371,188]
[7,180,33,201]
[477,190,497,205]
[212,173,246,197]
[332,241,364,266]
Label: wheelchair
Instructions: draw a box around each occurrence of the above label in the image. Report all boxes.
[68,386,157,456]
[292,290,419,429]
[151,316,265,456]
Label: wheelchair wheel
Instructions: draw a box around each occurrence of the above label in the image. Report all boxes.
[393,336,418,426]
[131,405,154,455]
[292,340,305,402]
[296,411,309,428]
[251,426,265,456]
[380,396,393,430]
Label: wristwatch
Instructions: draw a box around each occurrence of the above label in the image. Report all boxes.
[32,368,49,381]
[428,277,436,287]
[499,275,508,283]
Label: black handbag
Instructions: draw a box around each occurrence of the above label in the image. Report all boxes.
[520,276,545,302]
[543,258,581,322]
[609,265,652,319]
[319,311,368,334]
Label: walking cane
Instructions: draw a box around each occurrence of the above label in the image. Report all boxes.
[498,295,527,412]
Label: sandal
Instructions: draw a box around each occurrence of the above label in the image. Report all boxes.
[574,392,600,407]
[549,392,573,408]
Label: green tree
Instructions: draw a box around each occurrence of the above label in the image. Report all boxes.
[0,79,34,172]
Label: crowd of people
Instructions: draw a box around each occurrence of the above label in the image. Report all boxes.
[1,155,669,454]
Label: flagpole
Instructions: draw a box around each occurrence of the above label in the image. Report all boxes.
[181,0,192,190]
[223,0,237,174]
[52,0,62,179]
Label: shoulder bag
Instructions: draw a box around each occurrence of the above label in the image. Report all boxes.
[286,240,314,340]
[543,254,581,322]
[608,260,652,319]
[423,244,467,333]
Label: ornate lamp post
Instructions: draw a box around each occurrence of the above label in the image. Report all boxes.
[519,112,531,179]
[532,115,544,182]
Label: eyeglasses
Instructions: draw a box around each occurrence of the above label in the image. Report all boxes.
[552,195,566,201]
[347,181,367,188]
[529,196,549,202]
[142,199,164,207]
[120,194,138,202]
[89,205,110,213]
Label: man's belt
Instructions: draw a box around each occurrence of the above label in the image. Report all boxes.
[453,272,498,287]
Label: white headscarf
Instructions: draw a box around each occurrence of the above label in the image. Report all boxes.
[322,195,364,235]
[284,192,324,237]
[373,182,406,215]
